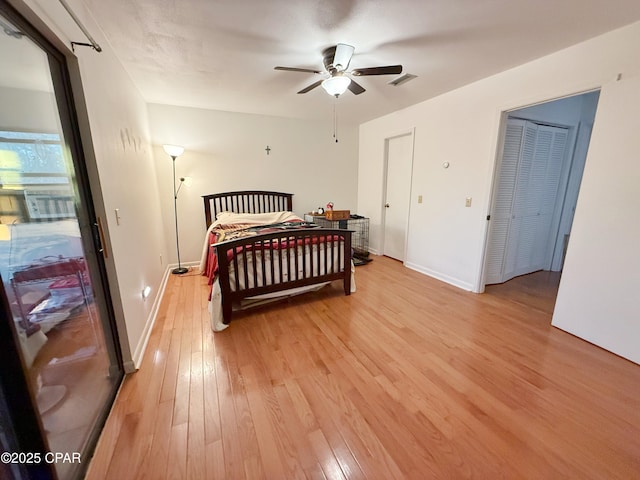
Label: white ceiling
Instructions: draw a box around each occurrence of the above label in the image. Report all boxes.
[76,0,640,124]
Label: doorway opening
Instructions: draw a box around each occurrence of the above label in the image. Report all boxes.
[481,90,600,305]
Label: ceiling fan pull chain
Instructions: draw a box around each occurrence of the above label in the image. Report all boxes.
[333,99,339,143]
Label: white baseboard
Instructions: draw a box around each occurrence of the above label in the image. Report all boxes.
[130,267,171,370]
[167,261,201,270]
[403,261,475,291]
[364,252,474,291]
[130,261,202,370]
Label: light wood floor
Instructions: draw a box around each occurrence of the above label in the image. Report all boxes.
[85,256,640,479]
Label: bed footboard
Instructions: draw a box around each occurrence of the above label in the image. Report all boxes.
[214,228,352,323]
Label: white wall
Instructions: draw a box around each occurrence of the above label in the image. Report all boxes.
[358,21,640,363]
[16,0,168,369]
[148,104,359,265]
[551,76,640,364]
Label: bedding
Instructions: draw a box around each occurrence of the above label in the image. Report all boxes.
[199,210,355,331]
[199,211,303,281]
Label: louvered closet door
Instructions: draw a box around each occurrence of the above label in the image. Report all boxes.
[503,121,538,280]
[486,119,568,284]
[485,119,526,284]
[531,126,567,270]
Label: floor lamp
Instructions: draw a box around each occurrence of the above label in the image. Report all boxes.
[163,144,189,275]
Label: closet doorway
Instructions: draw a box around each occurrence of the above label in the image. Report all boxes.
[483,91,600,289]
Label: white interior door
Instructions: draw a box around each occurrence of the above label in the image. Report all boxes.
[383,133,413,261]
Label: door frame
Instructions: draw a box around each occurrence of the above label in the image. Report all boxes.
[479,91,599,292]
[380,129,415,262]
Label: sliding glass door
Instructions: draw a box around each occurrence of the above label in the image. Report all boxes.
[0,3,122,479]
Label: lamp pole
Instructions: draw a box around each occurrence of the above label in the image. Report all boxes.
[164,144,188,275]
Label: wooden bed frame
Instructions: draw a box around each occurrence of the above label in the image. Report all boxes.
[202,191,352,324]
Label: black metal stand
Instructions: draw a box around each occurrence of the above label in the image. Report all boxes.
[171,155,188,275]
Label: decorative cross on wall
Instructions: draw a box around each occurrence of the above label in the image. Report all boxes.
[265,145,271,155]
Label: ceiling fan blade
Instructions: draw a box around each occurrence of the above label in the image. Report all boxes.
[333,43,355,70]
[275,66,323,74]
[297,80,323,94]
[351,65,403,76]
[348,79,366,95]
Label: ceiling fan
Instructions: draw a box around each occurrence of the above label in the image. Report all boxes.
[274,43,403,97]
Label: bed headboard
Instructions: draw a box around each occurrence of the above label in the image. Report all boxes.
[202,190,294,228]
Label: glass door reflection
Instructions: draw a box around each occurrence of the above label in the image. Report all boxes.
[0,8,122,480]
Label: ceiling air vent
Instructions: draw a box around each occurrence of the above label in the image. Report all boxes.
[388,73,417,87]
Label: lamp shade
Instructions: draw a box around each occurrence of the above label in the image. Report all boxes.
[321,75,351,96]
[163,144,184,158]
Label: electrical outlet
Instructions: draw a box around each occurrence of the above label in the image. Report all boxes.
[418,195,423,204]
[465,197,472,207]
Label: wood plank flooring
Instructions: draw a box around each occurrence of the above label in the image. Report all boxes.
[85,256,640,479]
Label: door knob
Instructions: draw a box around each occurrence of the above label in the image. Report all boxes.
[385,203,390,208]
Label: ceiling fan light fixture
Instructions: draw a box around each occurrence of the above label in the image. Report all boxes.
[321,75,351,97]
